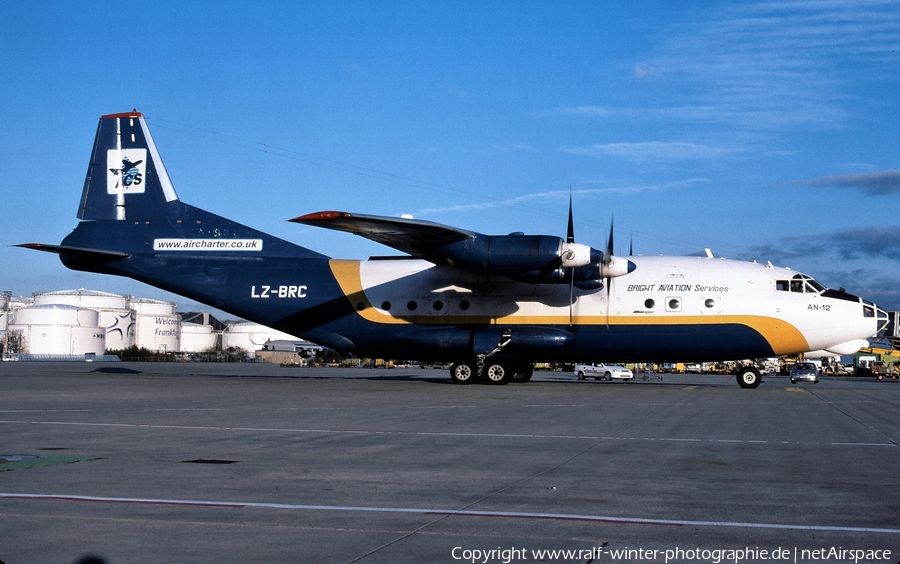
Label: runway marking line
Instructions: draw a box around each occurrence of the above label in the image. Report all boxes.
[0,419,896,448]
[2,493,898,535]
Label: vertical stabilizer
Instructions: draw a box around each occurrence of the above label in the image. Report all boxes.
[78,111,179,220]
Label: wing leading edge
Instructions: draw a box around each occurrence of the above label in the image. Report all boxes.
[290,211,476,259]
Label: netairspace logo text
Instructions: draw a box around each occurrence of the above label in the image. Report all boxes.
[450,546,893,564]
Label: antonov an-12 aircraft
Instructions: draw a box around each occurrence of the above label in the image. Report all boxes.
[20,112,889,387]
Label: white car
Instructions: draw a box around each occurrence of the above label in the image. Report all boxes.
[574,363,634,381]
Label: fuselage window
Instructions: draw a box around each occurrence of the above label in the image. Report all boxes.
[433,300,444,311]
[381,301,391,311]
[644,298,655,309]
[459,300,470,310]
[407,301,418,311]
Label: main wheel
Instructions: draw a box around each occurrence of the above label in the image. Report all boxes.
[450,362,476,384]
[511,364,534,383]
[736,366,762,388]
[484,362,510,385]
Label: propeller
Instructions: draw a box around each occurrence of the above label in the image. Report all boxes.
[561,193,636,325]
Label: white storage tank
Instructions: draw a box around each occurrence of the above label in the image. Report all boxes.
[131,298,179,352]
[0,292,9,332]
[9,304,105,355]
[33,289,135,350]
[223,321,298,358]
[179,322,217,353]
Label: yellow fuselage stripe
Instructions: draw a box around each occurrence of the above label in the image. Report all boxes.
[328,260,810,355]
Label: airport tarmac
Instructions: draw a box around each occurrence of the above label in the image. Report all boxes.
[1,363,898,564]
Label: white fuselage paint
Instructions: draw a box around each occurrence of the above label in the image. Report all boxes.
[350,255,880,357]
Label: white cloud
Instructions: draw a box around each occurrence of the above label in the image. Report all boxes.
[565,141,742,163]
[414,179,707,217]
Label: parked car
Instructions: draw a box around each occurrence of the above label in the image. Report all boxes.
[790,362,819,384]
[574,363,634,381]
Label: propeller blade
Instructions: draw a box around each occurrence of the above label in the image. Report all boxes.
[566,189,575,324]
[605,269,612,329]
[605,220,614,264]
[569,271,574,325]
[605,219,614,328]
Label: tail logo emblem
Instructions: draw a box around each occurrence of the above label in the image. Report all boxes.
[106,149,147,194]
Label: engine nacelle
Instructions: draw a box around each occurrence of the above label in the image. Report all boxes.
[436,234,572,278]
[434,234,634,287]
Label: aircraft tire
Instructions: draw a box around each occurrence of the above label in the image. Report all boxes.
[511,364,534,383]
[484,362,510,385]
[736,366,762,388]
[450,362,476,384]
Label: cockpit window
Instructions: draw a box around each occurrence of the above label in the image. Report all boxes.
[779,273,825,294]
[807,279,825,292]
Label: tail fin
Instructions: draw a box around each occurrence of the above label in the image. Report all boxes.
[78,111,178,221]
[57,111,326,261]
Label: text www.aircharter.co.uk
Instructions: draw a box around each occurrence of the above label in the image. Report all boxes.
[153,238,263,251]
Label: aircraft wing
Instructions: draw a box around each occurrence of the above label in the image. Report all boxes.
[290,211,476,258]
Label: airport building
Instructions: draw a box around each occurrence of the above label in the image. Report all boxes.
[0,288,319,361]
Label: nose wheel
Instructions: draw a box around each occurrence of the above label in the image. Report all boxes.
[736,366,762,388]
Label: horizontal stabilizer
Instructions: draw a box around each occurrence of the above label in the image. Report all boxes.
[17,243,129,262]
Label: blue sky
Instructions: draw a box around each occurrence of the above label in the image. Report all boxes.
[3,1,900,313]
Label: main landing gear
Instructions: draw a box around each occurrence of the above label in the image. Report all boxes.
[448,328,534,385]
[449,359,534,385]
